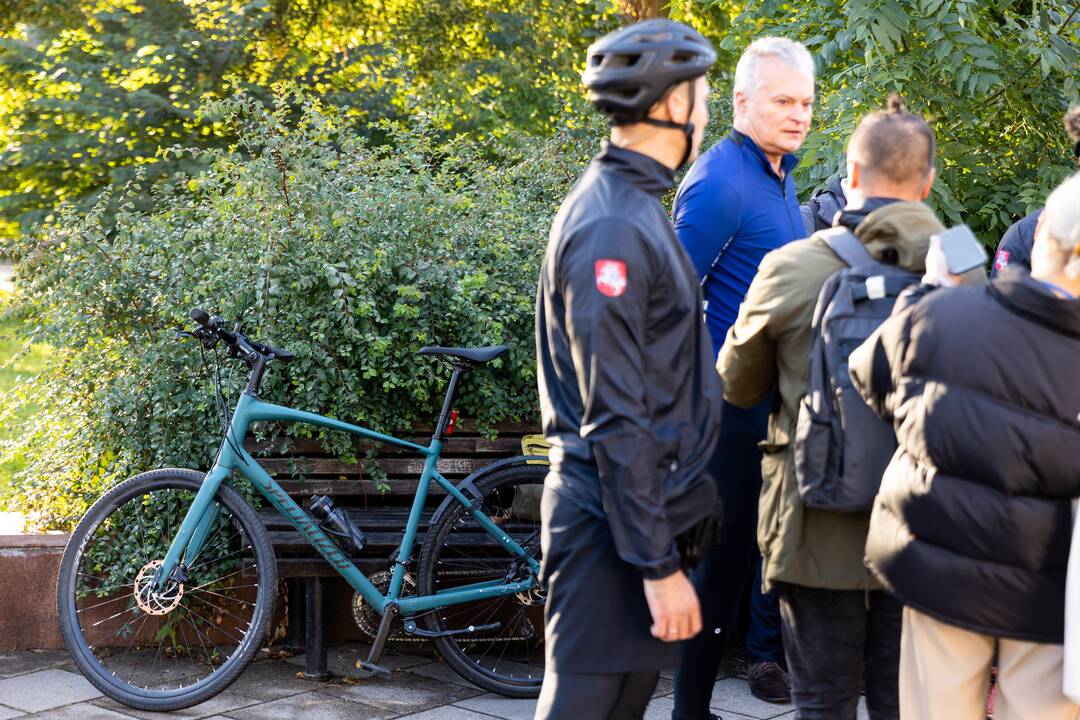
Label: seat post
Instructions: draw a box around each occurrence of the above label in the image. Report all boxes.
[434,367,467,439]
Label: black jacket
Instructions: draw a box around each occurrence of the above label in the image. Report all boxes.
[536,142,723,580]
[799,177,847,235]
[852,268,1080,642]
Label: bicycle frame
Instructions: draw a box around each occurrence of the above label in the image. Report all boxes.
[155,392,539,617]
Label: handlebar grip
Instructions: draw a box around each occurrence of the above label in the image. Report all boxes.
[190,308,211,326]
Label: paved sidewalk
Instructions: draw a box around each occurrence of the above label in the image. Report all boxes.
[0,645,872,719]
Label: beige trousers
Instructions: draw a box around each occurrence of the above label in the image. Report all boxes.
[900,607,1080,720]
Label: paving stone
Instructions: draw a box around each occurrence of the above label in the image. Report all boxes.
[403,658,542,695]
[227,660,314,702]
[223,691,395,720]
[645,695,770,720]
[0,652,72,679]
[710,677,794,719]
[24,704,135,719]
[452,694,537,720]
[0,669,102,713]
[93,691,261,719]
[395,708,495,720]
[285,645,431,676]
[652,677,674,698]
[319,669,480,714]
[402,660,483,691]
[0,706,24,720]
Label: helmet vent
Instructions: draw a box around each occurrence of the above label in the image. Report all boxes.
[608,53,641,68]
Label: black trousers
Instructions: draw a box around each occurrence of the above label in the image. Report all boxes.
[671,542,755,719]
[776,583,902,720]
[535,670,659,720]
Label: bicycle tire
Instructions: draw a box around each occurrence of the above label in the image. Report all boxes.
[417,463,547,698]
[57,468,277,711]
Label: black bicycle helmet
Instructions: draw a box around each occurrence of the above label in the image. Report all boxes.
[582,18,716,125]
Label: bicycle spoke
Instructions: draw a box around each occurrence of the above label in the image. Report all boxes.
[63,477,269,704]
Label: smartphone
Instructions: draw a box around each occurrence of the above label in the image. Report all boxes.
[932,224,988,275]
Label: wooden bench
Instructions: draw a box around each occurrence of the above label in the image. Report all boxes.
[245,420,541,677]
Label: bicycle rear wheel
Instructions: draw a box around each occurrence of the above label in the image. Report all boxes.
[417,463,547,697]
[57,468,276,711]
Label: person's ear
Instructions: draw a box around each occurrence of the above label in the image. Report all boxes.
[733,89,748,120]
[665,83,691,125]
[920,167,936,200]
[847,160,861,189]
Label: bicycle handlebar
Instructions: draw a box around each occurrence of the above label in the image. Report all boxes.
[188,308,295,365]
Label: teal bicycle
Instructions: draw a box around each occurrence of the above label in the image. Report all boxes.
[57,309,548,711]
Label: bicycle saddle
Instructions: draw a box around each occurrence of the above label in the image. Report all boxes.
[418,345,509,365]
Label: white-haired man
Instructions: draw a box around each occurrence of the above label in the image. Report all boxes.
[671,37,815,717]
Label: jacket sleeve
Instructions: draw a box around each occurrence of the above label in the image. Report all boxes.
[716,249,793,408]
[849,303,918,423]
[673,165,740,283]
[559,218,680,580]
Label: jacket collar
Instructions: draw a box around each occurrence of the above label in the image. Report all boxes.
[836,197,903,230]
[830,199,945,272]
[728,129,799,178]
[593,140,676,197]
[990,268,1080,338]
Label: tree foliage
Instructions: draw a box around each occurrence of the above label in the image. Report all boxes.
[0,0,613,240]
[677,0,1079,245]
[5,95,598,528]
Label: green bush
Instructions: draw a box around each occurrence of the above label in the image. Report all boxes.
[6,94,601,530]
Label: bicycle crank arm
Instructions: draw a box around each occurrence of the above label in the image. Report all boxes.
[402,619,502,638]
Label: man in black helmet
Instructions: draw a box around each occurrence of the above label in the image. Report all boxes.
[534,18,723,720]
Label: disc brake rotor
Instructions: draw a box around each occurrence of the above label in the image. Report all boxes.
[133,560,184,616]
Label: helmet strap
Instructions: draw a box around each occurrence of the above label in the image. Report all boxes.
[640,80,697,170]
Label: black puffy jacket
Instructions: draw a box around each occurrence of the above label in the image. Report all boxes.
[852,268,1080,642]
[536,142,724,580]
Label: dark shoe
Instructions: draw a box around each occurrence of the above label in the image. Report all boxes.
[748,661,791,704]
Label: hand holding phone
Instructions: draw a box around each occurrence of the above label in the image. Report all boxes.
[932,224,988,275]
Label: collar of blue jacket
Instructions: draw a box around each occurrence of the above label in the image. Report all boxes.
[672,128,805,355]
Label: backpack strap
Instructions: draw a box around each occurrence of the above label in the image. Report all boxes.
[818,226,875,268]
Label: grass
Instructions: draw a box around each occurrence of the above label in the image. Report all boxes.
[0,289,53,508]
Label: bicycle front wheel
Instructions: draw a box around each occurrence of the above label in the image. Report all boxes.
[417,463,547,698]
[57,468,276,711]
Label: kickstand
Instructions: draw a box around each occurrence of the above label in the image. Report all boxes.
[351,603,397,680]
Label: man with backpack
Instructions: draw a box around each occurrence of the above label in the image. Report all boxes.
[716,97,981,719]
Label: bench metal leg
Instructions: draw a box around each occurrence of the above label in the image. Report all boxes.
[284,578,306,652]
[303,577,330,679]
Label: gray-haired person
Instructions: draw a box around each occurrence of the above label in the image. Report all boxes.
[672,36,815,717]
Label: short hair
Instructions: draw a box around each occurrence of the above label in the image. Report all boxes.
[733,37,814,100]
[1043,172,1080,278]
[846,95,936,186]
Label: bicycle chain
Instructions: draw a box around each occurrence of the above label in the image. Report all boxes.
[351,569,539,643]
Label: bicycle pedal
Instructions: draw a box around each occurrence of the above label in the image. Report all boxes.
[350,659,392,680]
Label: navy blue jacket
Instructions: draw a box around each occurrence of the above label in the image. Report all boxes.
[990,209,1039,278]
[673,130,804,355]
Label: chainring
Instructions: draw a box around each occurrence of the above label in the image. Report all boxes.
[351,570,419,641]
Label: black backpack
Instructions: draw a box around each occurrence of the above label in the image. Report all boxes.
[794,227,920,512]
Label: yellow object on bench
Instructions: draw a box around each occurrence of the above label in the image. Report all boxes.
[521,434,551,463]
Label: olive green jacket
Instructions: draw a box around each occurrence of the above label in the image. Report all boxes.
[717,201,977,591]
